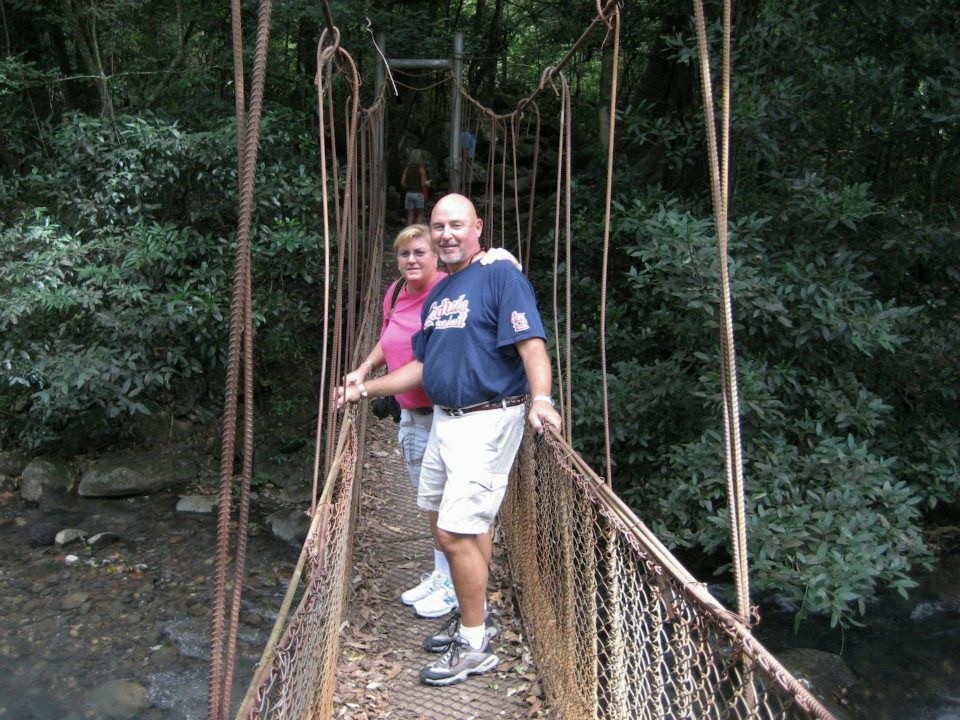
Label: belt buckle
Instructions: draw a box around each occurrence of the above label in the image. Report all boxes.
[449,407,465,417]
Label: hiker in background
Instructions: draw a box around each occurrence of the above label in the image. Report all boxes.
[401,156,431,224]
[460,126,476,191]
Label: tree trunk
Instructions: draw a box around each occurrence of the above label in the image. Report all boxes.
[58,0,114,117]
[144,0,198,109]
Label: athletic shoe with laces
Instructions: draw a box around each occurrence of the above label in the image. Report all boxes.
[424,612,500,653]
[401,570,448,606]
[412,580,459,618]
[419,633,499,686]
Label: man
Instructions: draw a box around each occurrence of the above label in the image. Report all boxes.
[338,193,562,686]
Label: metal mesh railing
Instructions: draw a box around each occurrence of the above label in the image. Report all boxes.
[236,404,837,719]
[237,418,361,719]
[500,430,835,720]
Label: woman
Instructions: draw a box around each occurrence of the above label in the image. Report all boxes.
[346,224,455,617]
[346,224,522,619]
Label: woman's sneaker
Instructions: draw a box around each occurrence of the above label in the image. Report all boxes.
[424,612,499,652]
[419,634,499,686]
[401,570,447,606]
[412,579,458,618]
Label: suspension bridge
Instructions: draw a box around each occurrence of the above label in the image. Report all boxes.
[205,1,839,718]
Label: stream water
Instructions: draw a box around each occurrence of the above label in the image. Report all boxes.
[751,550,960,720]
[0,489,294,720]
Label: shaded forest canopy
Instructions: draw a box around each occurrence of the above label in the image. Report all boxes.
[0,0,958,629]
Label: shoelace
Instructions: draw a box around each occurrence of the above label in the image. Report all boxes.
[435,612,460,640]
[438,637,465,666]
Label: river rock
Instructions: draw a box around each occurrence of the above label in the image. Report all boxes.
[134,408,196,446]
[61,591,90,610]
[77,453,197,497]
[88,531,121,548]
[0,450,30,476]
[267,508,310,546]
[55,528,86,546]
[176,494,218,514]
[20,457,74,504]
[84,678,150,719]
[777,647,857,718]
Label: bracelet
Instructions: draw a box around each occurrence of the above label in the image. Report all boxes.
[532,395,554,406]
[357,382,369,399]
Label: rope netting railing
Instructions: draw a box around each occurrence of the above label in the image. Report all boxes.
[500,429,836,720]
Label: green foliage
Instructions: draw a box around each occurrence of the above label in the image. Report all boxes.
[547,0,960,629]
[1,111,327,448]
[18,112,236,229]
[1,0,957,634]
[564,174,955,626]
[0,210,223,447]
[0,56,58,167]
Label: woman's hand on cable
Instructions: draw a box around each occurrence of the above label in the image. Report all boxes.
[345,359,374,387]
[481,247,522,270]
[344,367,366,386]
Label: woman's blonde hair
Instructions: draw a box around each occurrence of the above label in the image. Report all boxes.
[393,223,431,251]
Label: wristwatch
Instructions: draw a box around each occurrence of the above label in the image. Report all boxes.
[357,382,368,399]
[532,395,554,406]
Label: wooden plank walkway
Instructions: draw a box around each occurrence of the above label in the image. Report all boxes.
[333,416,547,720]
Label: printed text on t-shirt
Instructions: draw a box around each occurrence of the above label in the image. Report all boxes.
[423,294,470,330]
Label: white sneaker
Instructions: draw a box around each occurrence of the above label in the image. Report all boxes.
[401,570,447,606]
[413,581,459,618]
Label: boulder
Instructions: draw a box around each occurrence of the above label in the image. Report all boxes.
[84,679,150,719]
[777,647,857,719]
[20,457,74,503]
[0,450,30,476]
[78,453,197,497]
[267,508,311,547]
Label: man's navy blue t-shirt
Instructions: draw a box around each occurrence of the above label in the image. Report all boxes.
[413,260,545,408]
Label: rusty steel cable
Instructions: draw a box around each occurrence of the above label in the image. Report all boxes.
[330,48,362,475]
[548,72,574,443]
[597,3,621,486]
[693,0,751,626]
[311,27,341,510]
[522,103,541,274]
[561,77,574,441]
[209,0,273,718]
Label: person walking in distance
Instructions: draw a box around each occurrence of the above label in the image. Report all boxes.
[338,193,562,687]
[460,126,476,192]
[401,158,430,225]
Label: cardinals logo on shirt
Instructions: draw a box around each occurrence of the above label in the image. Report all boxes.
[424,294,470,330]
[510,311,530,332]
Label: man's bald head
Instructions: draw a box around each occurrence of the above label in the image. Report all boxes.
[429,193,484,273]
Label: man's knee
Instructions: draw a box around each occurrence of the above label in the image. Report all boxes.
[434,528,473,555]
